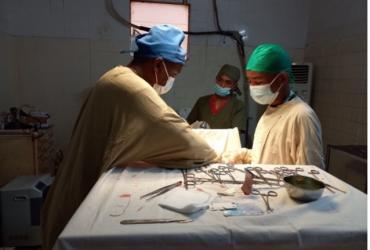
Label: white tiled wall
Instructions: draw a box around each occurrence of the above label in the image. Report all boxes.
[304,0,367,147]
[0,0,312,149]
[0,32,18,109]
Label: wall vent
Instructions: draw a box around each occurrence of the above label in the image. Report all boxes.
[291,63,313,104]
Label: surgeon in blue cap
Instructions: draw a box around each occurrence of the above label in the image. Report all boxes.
[130,24,187,95]
[42,24,220,250]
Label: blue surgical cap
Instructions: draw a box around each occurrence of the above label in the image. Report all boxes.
[134,24,186,64]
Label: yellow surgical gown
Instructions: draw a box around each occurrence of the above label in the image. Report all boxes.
[252,96,324,168]
[41,66,218,249]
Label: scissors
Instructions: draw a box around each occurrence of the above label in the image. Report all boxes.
[140,181,182,201]
[251,189,278,213]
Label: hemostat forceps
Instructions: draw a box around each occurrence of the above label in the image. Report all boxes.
[251,189,278,213]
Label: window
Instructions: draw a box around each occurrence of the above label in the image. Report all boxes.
[130,1,190,52]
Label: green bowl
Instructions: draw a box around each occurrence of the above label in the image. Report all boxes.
[283,175,325,202]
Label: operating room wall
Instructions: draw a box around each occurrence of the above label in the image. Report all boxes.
[0,0,309,149]
[0,31,18,109]
[304,0,367,147]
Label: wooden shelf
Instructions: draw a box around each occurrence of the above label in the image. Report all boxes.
[0,128,55,187]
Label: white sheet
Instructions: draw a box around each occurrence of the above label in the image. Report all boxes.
[55,165,367,250]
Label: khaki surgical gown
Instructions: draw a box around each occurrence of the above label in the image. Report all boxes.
[251,96,324,169]
[41,66,218,249]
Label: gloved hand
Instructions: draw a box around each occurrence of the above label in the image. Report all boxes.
[220,148,252,164]
[190,120,210,129]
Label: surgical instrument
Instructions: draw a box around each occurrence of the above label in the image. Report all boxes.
[308,170,335,193]
[120,218,192,224]
[251,189,278,213]
[247,166,273,186]
[245,169,281,183]
[195,167,218,182]
[140,181,182,201]
[294,167,304,175]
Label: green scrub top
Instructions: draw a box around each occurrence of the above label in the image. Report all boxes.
[187,94,246,132]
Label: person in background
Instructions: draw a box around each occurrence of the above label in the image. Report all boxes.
[229,43,324,169]
[41,24,221,250]
[186,64,246,134]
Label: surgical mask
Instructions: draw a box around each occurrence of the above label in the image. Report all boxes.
[249,73,282,105]
[214,84,231,97]
[153,61,175,95]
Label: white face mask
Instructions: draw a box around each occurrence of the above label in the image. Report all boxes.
[153,61,175,95]
[249,73,282,105]
[153,77,175,95]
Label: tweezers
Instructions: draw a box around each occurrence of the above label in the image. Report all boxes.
[120,218,192,224]
[140,181,182,201]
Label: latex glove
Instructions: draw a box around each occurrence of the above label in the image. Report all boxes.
[190,120,210,129]
[220,148,251,164]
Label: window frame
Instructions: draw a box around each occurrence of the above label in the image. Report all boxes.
[130,0,191,55]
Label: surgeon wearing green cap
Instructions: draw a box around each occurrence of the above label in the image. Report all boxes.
[229,43,324,169]
[187,64,246,134]
[41,24,220,250]
[248,43,324,168]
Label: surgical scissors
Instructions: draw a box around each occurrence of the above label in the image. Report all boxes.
[140,181,182,201]
[251,189,278,213]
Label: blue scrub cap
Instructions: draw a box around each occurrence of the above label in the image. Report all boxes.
[134,24,186,64]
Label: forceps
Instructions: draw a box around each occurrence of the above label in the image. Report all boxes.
[308,170,346,194]
[251,189,278,213]
[120,218,192,224]
[308,169,335,193]
[294,167,304,175]
[140,181,182,201]
[195,167,218,182]
[246,168,281,185]
[217,165,236,181]
[247,166,273,186]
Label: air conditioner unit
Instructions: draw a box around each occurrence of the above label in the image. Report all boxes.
[291,63,313,104]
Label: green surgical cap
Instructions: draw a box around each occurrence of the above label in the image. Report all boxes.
[246,44,292,73]
[217,64,240,83]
